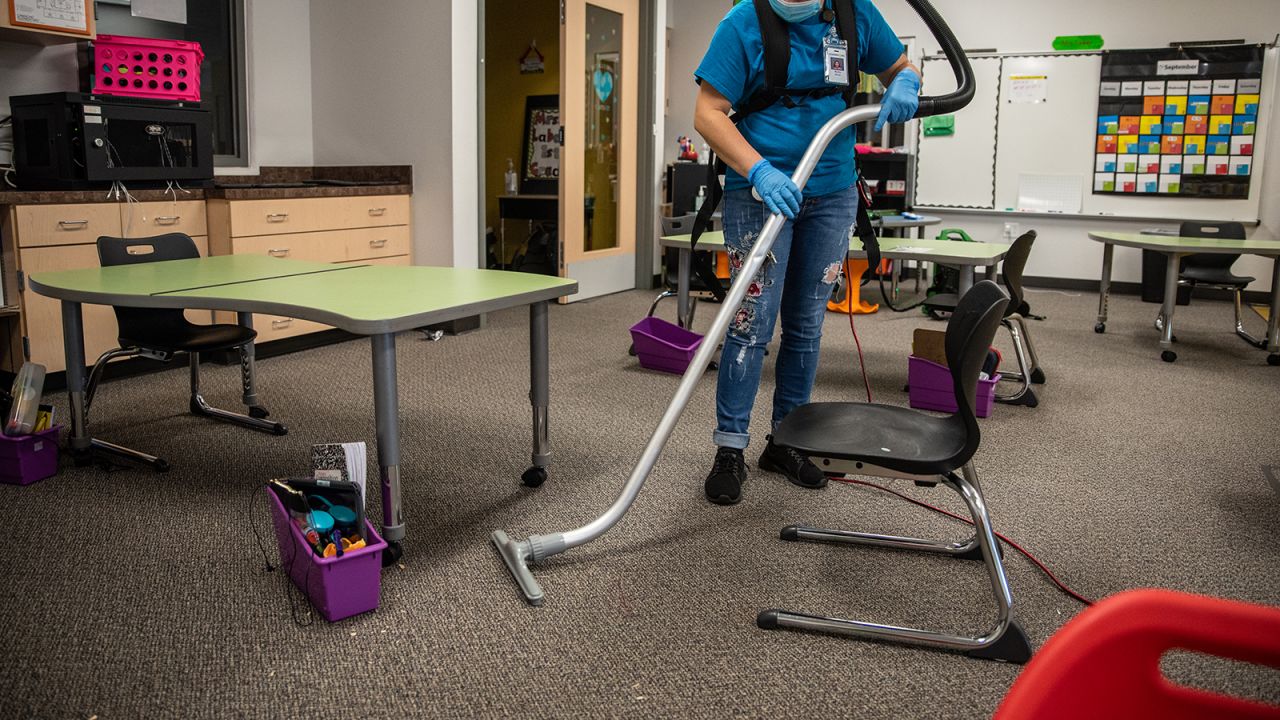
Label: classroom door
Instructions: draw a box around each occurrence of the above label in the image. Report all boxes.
[559,0,639,301]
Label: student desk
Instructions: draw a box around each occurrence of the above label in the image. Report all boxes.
[660,232,1009,322]
[1087,231,1280,365]
[872,214,943,297]
[29,255,578,559]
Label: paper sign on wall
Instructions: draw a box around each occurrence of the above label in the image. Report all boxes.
[1008,75,1047,104]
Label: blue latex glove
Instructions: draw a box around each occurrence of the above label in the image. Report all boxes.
[875,68,921,132]
[747,159,802,219]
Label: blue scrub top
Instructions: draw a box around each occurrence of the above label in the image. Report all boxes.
[695,0,904,197]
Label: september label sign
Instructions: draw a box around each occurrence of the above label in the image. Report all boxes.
[1093,45,1264,200]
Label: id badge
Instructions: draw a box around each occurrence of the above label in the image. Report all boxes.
[824,36,849,86]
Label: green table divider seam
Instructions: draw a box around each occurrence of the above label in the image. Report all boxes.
[150,264,369,297]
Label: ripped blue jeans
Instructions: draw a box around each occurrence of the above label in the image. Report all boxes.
[713,184,858,451]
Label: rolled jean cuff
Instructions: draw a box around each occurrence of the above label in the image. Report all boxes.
[713,429,750,451]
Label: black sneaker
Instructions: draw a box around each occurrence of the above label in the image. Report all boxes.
[758,435,828,489]
[704,447,746,505]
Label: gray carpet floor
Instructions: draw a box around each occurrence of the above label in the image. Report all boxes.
[2,285,1278,719]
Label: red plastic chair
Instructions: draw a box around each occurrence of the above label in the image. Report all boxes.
[995,589,1280,720]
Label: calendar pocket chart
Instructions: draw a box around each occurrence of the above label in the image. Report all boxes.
[1094,45,1265,199]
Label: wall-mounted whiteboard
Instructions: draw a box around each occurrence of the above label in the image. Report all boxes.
[914,56,1002,209]
[916,49,1277,223]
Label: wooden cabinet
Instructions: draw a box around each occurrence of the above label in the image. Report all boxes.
[207,194,413,343]
[4,203,209,374]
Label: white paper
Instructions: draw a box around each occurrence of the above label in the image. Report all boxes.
[132,0,186,24]
[1017,174,1082,214]
[343,442,367,510]
[12,0,87,31]
[1008,75,1047,104]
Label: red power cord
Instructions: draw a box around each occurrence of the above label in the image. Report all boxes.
[837,261,1093,607]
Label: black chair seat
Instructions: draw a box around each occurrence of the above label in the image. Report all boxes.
[922,292,960,311]
[1180,265,1254,287]
[774,402,969,477]
[121,323,256,354]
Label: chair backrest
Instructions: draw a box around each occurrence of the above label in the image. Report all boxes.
[994,589,1280,720]
[660,213,698,237]
[660,214,722,292]
[998,230,1036,313]
[97,234,201,342]
[943,281,1010,462]
[1180,221,1245,271]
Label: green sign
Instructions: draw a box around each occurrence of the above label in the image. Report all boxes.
[1053,35,1105,51]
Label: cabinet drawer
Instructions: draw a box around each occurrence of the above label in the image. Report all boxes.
[342,255,411,267]
[15,204,123,248]
[230,226,410,263]
[227,195,409,237]
[215,312,331,343]
[122,201,208,238]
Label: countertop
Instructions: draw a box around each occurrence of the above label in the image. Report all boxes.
[0,165,413,205]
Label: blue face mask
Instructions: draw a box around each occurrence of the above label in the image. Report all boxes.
[767,0,823,23]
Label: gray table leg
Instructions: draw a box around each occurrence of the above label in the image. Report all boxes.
[236,311,262,409]
[890,228,901,300]
[984,264,997,281]
[371,333,405,548]
[677,248,691,328]
[1158,253,1180,362]
[916,226,926,292]
[1096,243,1114,332]
[61,301,90,458]
[958,267,975,296]
[528,302,551,482]
[1267,257,1280,363]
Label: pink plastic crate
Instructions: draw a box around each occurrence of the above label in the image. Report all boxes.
[266,489,387,623]
[87,35,204,102]
[907,356,999,418]
[0,425,61,486]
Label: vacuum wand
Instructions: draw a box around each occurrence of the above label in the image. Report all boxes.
[492,0,976,607]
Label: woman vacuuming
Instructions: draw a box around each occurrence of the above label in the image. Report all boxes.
[694,0,921,504]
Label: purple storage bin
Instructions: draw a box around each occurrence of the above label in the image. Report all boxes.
[267,489,387,622]
[907,356,999,418]
[0,425,61,486]
[630,316,703,374]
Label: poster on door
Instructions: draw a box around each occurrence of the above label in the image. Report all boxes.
[1093,45,1264,199]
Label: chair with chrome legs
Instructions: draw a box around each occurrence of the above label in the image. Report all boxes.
[86,234,286,471]
[759,280,1033,664]
[1173,221,1265,349]
[920,230,1044,407]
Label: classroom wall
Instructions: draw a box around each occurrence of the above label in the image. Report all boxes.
[663,0,1280,291]
[483,0,561,235]
[310,0,478,269]
[0,0,315,171]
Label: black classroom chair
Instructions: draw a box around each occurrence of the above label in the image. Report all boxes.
[759,280,1033,664]
[920,231,1044,407]
[1175,221,1265,349]
[86,233,286,471]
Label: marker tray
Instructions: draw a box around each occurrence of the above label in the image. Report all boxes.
[0,425,61,486]
[907,356,998,418]
[630,316,704,374]
[267,489,387,622]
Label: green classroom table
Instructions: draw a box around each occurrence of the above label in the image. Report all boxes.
[1087,231,1280,365]
[30,255,578,559]
[660,232,1011,326]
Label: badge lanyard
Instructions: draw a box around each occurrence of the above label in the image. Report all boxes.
[823,21,849,87]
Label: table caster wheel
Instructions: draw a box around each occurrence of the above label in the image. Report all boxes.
[1030,368,1046,385]
[1268,354,1280,367]
[249,405,270,420]
[1094,323,1106,334]
[271,422,289,437]
[1161,350,1177,363]
[155,458,171,472]
[382,541,403,567]
[522,466,548,488]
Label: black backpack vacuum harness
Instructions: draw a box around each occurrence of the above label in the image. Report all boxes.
[689,0,883,302]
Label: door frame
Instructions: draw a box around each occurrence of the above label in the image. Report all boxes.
[474,0,659,288]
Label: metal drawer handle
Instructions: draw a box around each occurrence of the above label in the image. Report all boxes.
[271,319,294,329]
[266,213,289,222]
[368,207,387,217]
[58,220,89,229]
[267,248,290,257]
[369,239,388,249]
[155,215,181,225]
